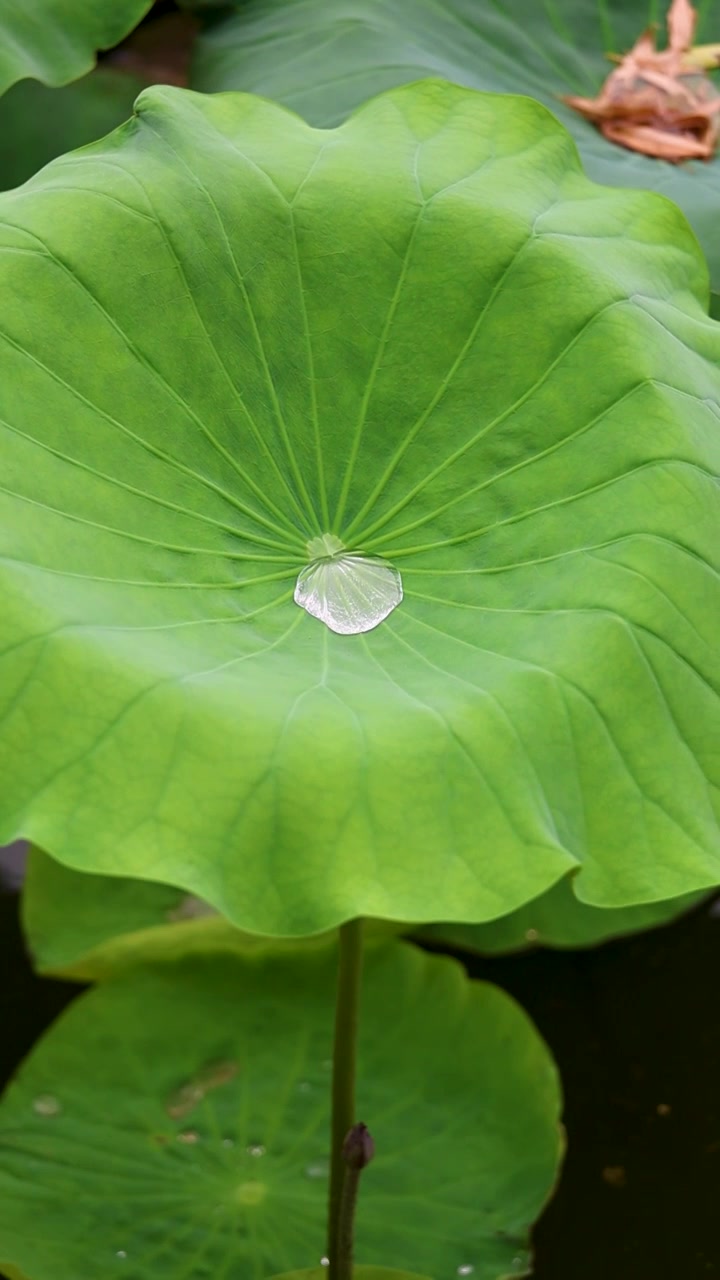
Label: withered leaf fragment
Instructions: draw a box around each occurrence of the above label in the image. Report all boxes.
[165,1060,238,1119]
[563,0,720,161]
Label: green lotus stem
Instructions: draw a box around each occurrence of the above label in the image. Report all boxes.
[327,917,365,1278]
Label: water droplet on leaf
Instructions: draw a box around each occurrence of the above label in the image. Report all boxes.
[247,1143,266,1157]
[294,535,402,635]
[32,1095,61,1117]
[222,1137,235,1148]
[304,1159,329,1179]
[457,1268,474,1276]
[176,1130,201,1144]
[320,1259,330,1269]
[116,1251,127,1260]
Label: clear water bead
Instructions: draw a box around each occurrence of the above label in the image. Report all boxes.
[294,534,402,635]
[32,1095,61,1117]
[457,1268,475,1276]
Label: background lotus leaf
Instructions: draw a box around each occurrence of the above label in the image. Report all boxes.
[0,1,153,97]
[23,849,704,980]
[0,83,719,935]
[0,942,563,1279]
[21,848,400,980]
[191,0,720,306]
[420,876,707,954]
[20,845,283,978]
[0,70,142,193]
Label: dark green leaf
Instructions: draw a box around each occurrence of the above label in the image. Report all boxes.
[0,1,153,97]
[0,942,563,1278]
[0,70,141,192]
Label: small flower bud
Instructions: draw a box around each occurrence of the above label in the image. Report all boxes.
[342,1122,375,1171]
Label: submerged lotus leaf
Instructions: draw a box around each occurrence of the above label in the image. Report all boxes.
[192,0,720,299]
[0,943,563,1279]
[0,83,719,935]
[0,1,153,97]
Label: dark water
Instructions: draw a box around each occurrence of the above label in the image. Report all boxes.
[1,886,718,1279]
[462,898,720,1279]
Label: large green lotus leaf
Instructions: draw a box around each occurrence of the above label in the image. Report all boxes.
[191,0,720,298]
[420,875,706,954]
[0,1,153,98]
[0,69,141,192]
[22,847,400,980]
[1,83,720,936]
[0,942,562,1279]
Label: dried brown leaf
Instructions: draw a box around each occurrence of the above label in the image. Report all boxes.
[668,0,696,53]
[601,120,715,159]
[562,0,720,161]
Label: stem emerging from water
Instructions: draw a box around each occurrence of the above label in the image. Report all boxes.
[327,918,365,1278]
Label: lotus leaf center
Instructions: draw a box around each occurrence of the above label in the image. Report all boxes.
[235,1179,267,1207]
